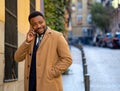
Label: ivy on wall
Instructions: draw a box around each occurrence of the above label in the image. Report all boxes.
[44,0,66,32]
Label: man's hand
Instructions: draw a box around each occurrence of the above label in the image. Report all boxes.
[26,27,36,43]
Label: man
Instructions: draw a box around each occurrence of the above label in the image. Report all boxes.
[14,11,72,91]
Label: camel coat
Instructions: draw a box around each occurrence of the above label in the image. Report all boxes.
[14,28,72,91]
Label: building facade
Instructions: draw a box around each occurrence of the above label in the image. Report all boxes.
[71,0,93,44]
[0,0,42,91]
[110,0,120,33]
[110,9,120,33]
[100,0,120,33]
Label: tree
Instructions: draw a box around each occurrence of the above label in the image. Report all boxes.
[90,2,112,33]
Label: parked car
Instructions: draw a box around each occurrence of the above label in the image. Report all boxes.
[112,32,120,48]
[68,37,81,45]
[101,33,113,48]
[93,32,120,49]
[93,34,103,46]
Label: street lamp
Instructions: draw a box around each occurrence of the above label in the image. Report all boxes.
[71,4,76,11]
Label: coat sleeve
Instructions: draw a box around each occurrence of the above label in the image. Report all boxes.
[48,33,72,78]
[14,41,30,62]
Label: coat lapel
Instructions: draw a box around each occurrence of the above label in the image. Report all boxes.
[38,28,52,49]
[30,37,36,54]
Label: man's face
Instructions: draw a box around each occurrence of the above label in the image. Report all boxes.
[30,15,46,35]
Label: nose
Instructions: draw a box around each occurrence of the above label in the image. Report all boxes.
[37,23,41,28]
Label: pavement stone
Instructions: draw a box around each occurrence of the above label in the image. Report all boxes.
[62,46,85,91]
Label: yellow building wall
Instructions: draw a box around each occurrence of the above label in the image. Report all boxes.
[0,0,5,22]
[82,0,88,26]
[18,0,30,34]
[0,0,5,53]
[36,0,40,11]
[0,0,5,91]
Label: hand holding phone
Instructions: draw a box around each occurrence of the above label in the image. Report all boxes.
[26,27,36,43]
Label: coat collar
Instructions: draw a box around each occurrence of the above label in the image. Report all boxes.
[38,27,52,48]
[30,27,53,53]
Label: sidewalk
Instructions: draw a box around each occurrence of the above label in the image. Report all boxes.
[62,45,85,91]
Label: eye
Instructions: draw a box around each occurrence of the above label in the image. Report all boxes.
[38,21,43,24]
[32,23,37,27]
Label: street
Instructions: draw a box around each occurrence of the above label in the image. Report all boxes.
[84,46,120,91]
[62,45,120,91]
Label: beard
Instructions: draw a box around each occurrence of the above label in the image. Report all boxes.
[34,26,46,35]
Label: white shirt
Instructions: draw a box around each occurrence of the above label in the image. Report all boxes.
[36,34,43,46]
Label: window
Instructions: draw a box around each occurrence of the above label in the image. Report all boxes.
[4,0,18,82]
[76,14,82,25]
[87,14,92,24]
[78,2,82,11]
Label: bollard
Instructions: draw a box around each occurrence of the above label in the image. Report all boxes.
[82,52,85,58]
[83,63,87,76]
[84,74,90,91]
[81,48,83,52]
[82,57,86,64]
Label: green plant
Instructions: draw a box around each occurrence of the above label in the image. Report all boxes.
[44,0,66,32]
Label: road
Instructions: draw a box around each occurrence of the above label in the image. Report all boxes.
[84,46,120,91]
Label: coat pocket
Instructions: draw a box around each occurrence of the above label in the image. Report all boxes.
[47,65,55,80]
